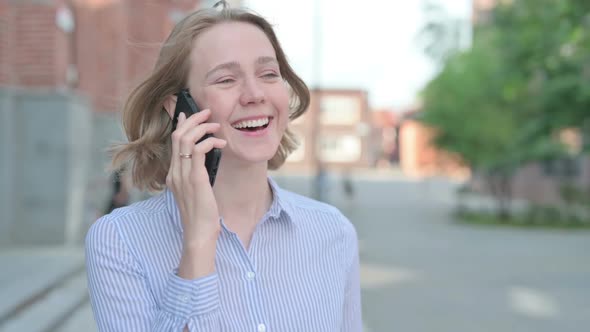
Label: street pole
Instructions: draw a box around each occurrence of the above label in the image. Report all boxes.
[311,0,323,200]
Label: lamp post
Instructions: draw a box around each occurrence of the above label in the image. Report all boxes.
[311,0,324,200]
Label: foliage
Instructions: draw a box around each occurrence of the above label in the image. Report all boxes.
[420,0,590,173]
[492,0,590,135]
[455,208,590,229]
[419,0,590,218]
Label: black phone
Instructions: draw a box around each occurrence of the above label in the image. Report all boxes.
[171,89,222,187]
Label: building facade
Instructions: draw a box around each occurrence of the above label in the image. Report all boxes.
[0,0,206,113]
[284,89,374,172]
[370,109,399,168]
[472,0,497,24]
[0,0,212,246]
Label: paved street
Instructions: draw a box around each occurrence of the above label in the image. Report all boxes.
[273,173,590,332]
[2,173,589,331]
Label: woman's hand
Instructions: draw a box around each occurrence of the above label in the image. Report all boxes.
[166,109,226,279]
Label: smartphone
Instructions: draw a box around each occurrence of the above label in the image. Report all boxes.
[171,89,222,187]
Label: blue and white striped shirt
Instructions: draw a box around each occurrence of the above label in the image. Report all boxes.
[86,177,362,331]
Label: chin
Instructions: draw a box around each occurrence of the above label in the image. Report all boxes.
[232,146,279,166]
[244,151,278,165]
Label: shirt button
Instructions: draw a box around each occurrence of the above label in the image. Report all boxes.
[179,294,190,303]
[246,271,256,280]
[257,323,266,332]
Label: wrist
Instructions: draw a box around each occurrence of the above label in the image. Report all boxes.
[182,226,220,249]
[178,239,217,279]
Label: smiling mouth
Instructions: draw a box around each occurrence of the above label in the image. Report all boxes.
[232,117,272,132]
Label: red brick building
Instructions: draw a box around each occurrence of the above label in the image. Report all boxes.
[0,0,202,112]
[472,0,498,24]
[398,113,469,179]
[284,89,374,172]
[370,109,399,168]
[0,0,71,88]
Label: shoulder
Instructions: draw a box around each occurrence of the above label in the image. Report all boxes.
[280,188,340,214]
[278,188,359,267]
[85,192,169,250]
[279,188,357,238]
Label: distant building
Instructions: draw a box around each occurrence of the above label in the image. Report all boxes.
[472,0,498,24]
[398,109,469,179]
[284,89,374,172]
[371,109,399,167]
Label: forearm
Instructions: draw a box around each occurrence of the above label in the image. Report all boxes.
[86,218,222,332]
[157,266,221,331]
[178,234,218,279]
[89,268,222,331]
[172,232,221,331]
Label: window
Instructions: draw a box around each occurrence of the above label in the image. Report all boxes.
[318,135,361,162]
[319,95,360,125]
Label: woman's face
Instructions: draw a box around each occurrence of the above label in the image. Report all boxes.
[187,22,290,168]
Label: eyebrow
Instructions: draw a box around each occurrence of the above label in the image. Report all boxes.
[256,56,278,66]
[205,56,279,79]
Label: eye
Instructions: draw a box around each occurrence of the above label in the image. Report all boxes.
[216,78,235,84]
[262,72,280,79]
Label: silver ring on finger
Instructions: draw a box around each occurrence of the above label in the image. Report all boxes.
[179,152,192,159]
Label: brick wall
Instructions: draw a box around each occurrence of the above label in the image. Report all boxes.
[125,0,190,88]
[72,0,128,112]
[0,1,13,85]
[399,119,468,179]
[75,0,202,112]
[1,0,202,112]
[1,0,70,87]
[282,89,374,173]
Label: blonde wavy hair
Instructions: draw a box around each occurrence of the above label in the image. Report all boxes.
[110,2,310,192]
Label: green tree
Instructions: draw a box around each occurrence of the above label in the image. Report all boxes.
[420,39,526,218]
[492,0,590,147]
[418,0,590,218]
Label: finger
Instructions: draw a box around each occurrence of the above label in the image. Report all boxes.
[178,111,194,189]
[175,109,212,136]
[190,137,226,182]
[178,122,221,154]
[178,122,220,181]
[176,114,217,190]
[194,137,227,156]
[169,112,187,189]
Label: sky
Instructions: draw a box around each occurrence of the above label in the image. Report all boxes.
[243,0,472,111]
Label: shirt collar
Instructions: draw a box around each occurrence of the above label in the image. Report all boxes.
[267,176,296,223]
[165,176,296,234]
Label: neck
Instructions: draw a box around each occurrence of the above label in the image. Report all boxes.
[212,158,272,228]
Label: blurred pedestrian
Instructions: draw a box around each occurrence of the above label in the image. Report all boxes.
[103,168,129,215]
[314,163,329,202]
[342,168,355,200]
[340,168,356,217]
[85,2,362,331]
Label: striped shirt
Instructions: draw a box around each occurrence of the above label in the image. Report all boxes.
[85,177,362,331]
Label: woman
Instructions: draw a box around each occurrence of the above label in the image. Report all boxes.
[85,2,362,331]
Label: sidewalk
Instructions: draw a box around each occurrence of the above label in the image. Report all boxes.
[271,166,410,181]
[0,246,89,332]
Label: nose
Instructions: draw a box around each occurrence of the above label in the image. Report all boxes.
[239,78,265,106]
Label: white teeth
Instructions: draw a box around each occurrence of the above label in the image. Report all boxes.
[232,117,270,129]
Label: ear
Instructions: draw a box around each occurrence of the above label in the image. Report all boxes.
[163,95,178,119]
